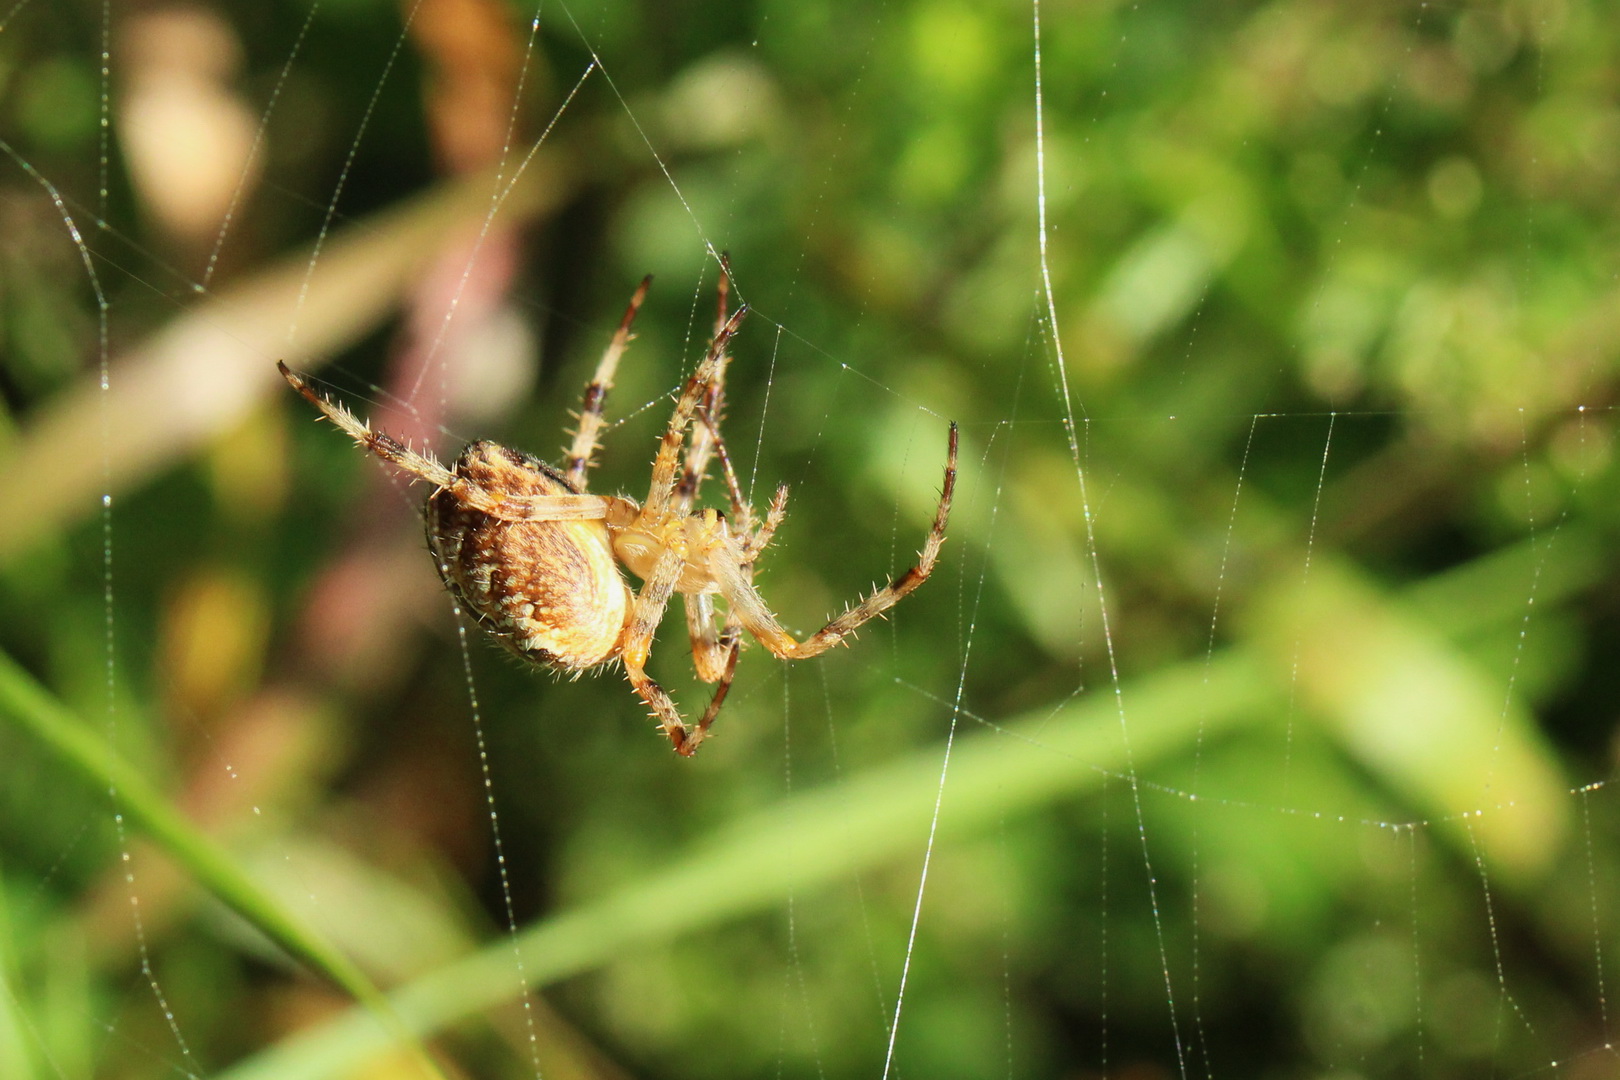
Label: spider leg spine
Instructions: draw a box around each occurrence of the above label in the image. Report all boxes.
[743,483,791,564]
[564,275,653,488]
[277,361,459,489]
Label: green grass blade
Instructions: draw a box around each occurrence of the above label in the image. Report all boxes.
[216,524,1592,1080]
[0,650,448,1080]
[218,651,1274,1080]
[0,860,42,1080]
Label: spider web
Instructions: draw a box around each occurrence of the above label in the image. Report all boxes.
[0,1,1616,1079]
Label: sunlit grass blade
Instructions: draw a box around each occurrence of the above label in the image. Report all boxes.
[0,650,449,1080]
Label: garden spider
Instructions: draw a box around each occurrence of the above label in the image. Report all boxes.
[279,271,957,756]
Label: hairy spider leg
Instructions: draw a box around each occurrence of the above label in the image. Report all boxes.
[672,262,788,692]
[711,421,958,661]
[622,545,696,752]
[278,362,609,522]
[678,416,790,689]
[640,305,748,521]
[700,412,791,562]
[665,260,741,680]
[675,253,734,511]
[654,414,948,756]
[678,257,792,559]
[675,421,790,748]
[618,306,750,754]
[564,275,652,491]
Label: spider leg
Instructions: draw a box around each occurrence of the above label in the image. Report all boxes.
[682,591,744,749]
[280,361,460,485]
[744,482,791,564]
[676,365,780,748]
[683,593,738,682]
[676,484,767,747]
[678,583,745,751]
[675,255,735,512]
[564,276,652,491]
[714,252,732,334]
[691,637,740,747]
[641,304,748,521]
[611,305,748,756]
[713,422,957,660]
[700,409,790,562]
[483,493,617,522]
[622,546,733,756]
[280,363,616,522]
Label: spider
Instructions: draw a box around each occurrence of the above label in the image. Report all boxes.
[278,270,957,756]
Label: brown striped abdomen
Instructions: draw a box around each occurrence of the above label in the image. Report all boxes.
[427,441,630,671]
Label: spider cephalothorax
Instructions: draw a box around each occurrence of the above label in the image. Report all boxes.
[280,270,956,755]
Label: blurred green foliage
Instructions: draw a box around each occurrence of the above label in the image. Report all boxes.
[2,0,1619,1078]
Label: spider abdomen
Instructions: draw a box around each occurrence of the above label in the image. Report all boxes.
[428,441,631,671]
